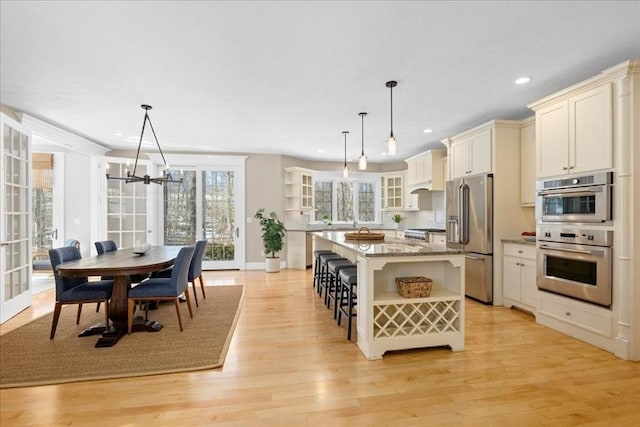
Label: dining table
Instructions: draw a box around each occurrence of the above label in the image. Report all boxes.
[56,245,182,347]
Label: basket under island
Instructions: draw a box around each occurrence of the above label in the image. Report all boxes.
[312,231,467,360]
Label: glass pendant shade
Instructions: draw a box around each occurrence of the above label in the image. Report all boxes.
[343,165,349,178]
[358,153,367,170]
[387,135,397,156]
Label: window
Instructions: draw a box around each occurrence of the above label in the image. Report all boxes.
[313,175,379,224]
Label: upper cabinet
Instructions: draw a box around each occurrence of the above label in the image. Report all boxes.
[448,128,492,179]
[532,82,613,178]
[381,173,404,211]
[284,167,314,211]
[520,118,535,206]
[404,149,446,191]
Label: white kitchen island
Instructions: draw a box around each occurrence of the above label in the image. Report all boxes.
[313,231,466,360]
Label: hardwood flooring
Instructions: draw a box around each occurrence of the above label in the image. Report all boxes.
[1,269,639,426]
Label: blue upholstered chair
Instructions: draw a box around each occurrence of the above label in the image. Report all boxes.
[150,239,207,307]
[94,240,149,283]
[94,240,117,254]
[127,245,195,333]
[49,246,114,339]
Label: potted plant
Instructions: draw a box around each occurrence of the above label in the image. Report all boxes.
[254,208,286,273]
[391,213,403,229]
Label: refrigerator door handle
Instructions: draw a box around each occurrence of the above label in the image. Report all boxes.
[465,255,485,261]
[459,183,470,245]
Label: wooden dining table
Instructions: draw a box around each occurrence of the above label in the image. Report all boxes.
[56,246,182,347]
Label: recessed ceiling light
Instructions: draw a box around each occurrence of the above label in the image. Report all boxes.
[515,76,531,85]
[424,128,433,134]
[114,132,123,137]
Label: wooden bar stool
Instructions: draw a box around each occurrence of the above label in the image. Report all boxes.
[318,253,347,299]
[326,258,354,317]
[313,250,334,293]
[337,267,358,341]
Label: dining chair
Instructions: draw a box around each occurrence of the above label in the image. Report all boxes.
[48,246,114,339]
[95,240,149,283]
[127,245,195,333]
[150,239,207,307]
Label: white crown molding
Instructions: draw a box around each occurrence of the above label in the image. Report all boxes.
[528,59,640,111]
[19,114,109,156]
[146,153,247,167]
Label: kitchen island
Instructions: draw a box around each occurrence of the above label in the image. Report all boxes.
[312,231,466,360]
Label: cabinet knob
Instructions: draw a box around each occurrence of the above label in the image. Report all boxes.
[565,312,571,316]
[562,166,568,170]
[518,250,523,253]
[569,166,575,170]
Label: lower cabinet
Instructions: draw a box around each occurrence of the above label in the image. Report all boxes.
[502,243,537,313]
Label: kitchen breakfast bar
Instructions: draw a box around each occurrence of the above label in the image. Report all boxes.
[312,231,467,360]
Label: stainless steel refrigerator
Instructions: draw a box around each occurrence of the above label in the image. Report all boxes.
[446,174,493,303]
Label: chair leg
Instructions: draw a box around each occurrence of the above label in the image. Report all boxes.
[184,288,194,318]
[50,303,62,339]
[96,302,101,312]
[190,280,199,307]
[76,304,83,324]
[199,275,205,299]
[127,299,136,334]
[174,299,184,332]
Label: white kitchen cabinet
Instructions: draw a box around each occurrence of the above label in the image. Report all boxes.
[405,149,446,190]
[535,83,612,178]
[381,173,404,211]
[502,243,537,313]
[448,128,492,179]
[520,118,535,206]
[284,167,314,211]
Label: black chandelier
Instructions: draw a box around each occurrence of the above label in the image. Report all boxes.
[105,104,182,185]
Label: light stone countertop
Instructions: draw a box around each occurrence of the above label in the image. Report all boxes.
[312,231,465,257]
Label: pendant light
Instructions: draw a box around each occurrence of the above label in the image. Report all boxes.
[386,80,398,156]
[342,130,349,178]
[358,112,368,170]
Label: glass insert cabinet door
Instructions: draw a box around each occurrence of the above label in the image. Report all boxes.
[1,113,32,323]
[163,167,241,270]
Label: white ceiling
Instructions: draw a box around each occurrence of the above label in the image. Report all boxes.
[1,1,639,163]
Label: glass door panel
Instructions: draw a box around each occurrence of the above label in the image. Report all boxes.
[163,170,197,245]
[162,167,241,270]
[202,170,237,269]
[1,115,32,323]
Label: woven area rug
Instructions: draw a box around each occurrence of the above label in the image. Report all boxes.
[0,285,244,388]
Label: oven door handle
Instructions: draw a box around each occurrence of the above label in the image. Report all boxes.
[538,245,605,257]
[537,186,603,197]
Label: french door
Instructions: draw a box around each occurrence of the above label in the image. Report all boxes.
[105,158,154,249]
[1,113,32,323]
[31,152,64,269]
[163,165,243,270]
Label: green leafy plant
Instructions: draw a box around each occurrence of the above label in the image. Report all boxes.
[254,208,286,258]
[391,214,403,224]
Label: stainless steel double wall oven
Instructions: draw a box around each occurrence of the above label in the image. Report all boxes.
[535,172,613,307]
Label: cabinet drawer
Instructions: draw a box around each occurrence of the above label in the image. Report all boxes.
[538,293,612,337]
[503,243,536,260]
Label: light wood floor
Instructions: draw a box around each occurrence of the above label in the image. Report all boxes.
[1,269,639,426]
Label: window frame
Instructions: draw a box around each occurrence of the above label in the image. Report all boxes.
[311,172,381,225]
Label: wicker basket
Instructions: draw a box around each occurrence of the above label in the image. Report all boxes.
[395,276,433,298]
[344,227,385,241]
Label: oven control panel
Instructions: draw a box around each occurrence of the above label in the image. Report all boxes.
[537,227,612,247]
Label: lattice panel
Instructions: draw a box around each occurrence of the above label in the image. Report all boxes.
[373,300,460,338]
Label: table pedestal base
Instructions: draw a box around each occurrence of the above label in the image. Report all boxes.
[78,317,164,347]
